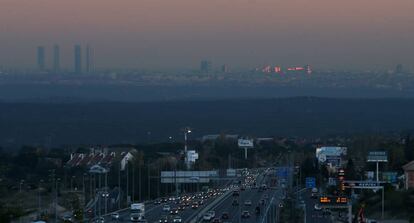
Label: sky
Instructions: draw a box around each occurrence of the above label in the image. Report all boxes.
[1,0,414,70]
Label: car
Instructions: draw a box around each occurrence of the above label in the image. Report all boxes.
[178,205,185,211]
[170,208,178,215]
[255,206,261,215]
[314,204,322,211]
[212,218,221,223]
[158,216,168,223]
[94,217,105,223]
[203,213,213,221]
[191,203,199,209]
[232,199,239,206]
[111,212,120,220]
[244,200,252,206]
[173,216,182,223]
[154,199,162,205]
[163,204,171,212]
[208,211,216,218]
[279,202,284,208]
[198,200,204,205]
[221,212,229,219]
[241,210,250,218]
[62,214,73,222]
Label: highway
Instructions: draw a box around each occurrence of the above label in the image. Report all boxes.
[302,190,332,223]
[197,170,284,223]
[97,168,283,223]
[102,189,227,222]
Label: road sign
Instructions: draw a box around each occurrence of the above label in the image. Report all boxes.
[276,167,289,179]
[305,177,316,188]
[343,181,384,189]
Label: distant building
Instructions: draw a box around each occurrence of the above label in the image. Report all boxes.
[37,46,45,71]
[53,45,60,73]
[403,160,414,189]
[396,64,403,74]
[200,60,212,73]
[273,66,282,73]
[66,147,135,171]
[85,44,94,73]
[221,64,229,73]
[306,65,312,74]
[74,45,82,74]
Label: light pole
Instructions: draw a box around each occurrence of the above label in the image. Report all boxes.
[183,127,192,169]
[55,178,60,223]
[183,127,191,154]
[71,175,75,191]
[19,180,24,193]
[118,162,121,209]
[38,179,43,216]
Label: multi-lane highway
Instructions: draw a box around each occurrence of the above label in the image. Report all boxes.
[198,169,284,223]
[96,168,285,223]
[101,189,227,222]
[302,190,332,223]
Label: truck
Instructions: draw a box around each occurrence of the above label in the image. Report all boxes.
[130,203,145,222]
[311,188,318,199]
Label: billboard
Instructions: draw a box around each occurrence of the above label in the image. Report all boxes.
[367,151,388,162]
[238,139,254,148]
[186,150,199,163]
[316,146,347,163]
[161,171,218,183]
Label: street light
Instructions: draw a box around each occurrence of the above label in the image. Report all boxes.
[182,127,192,170]
[38,179,44,216]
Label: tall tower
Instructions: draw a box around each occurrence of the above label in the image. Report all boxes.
[74,45,82,74]
[200,60,212,73]
[53,45,60,73]
[221,64,229,73]
[37,46,45,71]
[85,44,94,73]
[396,64,403,74]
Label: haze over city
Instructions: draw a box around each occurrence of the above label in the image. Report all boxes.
[3,1,414,223]
[1,0,414,70]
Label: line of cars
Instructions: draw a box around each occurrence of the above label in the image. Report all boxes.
[156,189,225,223]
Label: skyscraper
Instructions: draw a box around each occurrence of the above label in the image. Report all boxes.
[221,64,229,73]
[396,64,403,74]
[200,60,212,73]
[37,46,45,71]
[85,44,94,73]
[74,45,82,74]
[53,45,60,73]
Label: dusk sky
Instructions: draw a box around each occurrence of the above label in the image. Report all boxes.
[1,0,414,70]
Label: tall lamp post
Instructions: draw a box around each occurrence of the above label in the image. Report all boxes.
[38,179,44,217]
[183,127,192,169]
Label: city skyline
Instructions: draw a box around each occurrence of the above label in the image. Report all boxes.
[1,0,414,70]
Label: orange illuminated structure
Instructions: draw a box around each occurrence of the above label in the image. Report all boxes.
[319,196,348,205]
